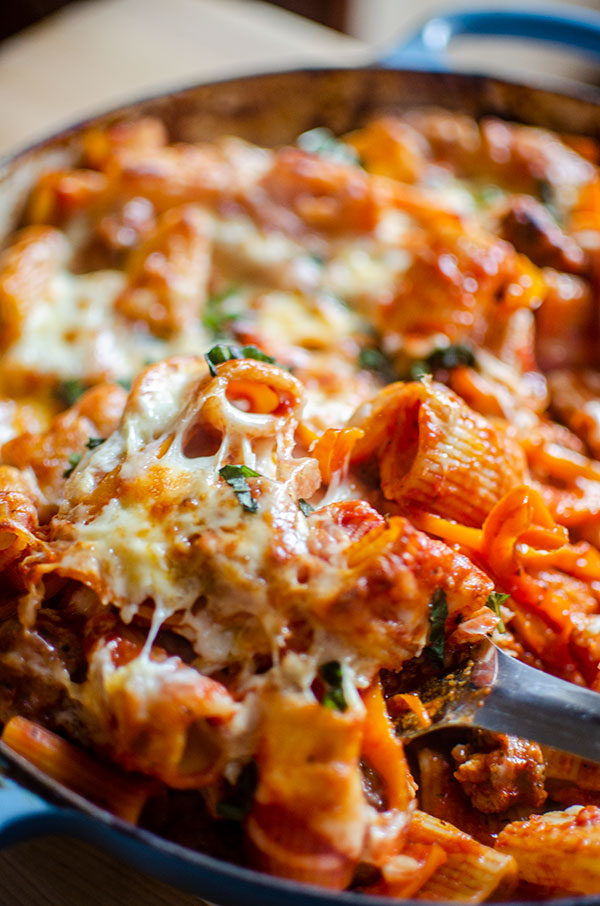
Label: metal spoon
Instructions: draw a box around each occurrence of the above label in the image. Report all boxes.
[392,638,600,762]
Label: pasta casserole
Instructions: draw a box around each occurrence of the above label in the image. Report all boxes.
[2,109,600,900]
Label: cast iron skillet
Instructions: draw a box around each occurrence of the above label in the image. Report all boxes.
[2,5,600,903]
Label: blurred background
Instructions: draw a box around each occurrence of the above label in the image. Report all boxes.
[3,0,600,44]
[3,0,600,74]
[268,0,600,85]
[1,0,600,155]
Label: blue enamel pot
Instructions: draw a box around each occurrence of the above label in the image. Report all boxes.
[2,4,600,903]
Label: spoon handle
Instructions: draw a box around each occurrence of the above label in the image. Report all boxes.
[477,647,600,762]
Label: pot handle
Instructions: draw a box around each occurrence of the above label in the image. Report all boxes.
[381,4,600,70]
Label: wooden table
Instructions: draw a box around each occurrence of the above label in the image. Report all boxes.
[0,3,364,902]
[0,0,366,156]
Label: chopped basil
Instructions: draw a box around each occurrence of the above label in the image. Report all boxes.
[473,183,504,207]
[424,589,448,670]
[322,687,347,712]
[55,379,87,408]
[535,179,561,222]
[216,802,246,821]
[202,286,241,338]
[62,452,82,479]
[219,464,262,513]
[238,345,276,365]
[358,346,395,382]
[410,345,475,381]
[116,377,132,391]
[319,660,347,712]
[538,179,553,204]
[410,361,429,382]
[428,345,476,372]
[216,759,258,822]
[85,437,105,450]
[205,343,276,377]
[297,127,361,167]
[298,498,314,517]
[205,344,237,376]
[486,591,510,633]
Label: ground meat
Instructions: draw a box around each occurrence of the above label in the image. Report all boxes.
[452,731,547,814]
[0,612,91,743]
[499,195,587,274]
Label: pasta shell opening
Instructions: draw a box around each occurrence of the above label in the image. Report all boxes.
[177,719,223,782]
[246,802,356,889]
[182,407,224,458]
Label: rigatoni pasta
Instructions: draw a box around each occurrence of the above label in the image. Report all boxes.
[1,109,600,901]
[495,806,600,894]
[350,380,526,526]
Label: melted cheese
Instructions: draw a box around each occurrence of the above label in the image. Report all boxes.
[49,360,315,654]
[0,204,414,404]
[34,352,425,701]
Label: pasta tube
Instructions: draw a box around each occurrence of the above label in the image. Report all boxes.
[496,806,600,894]
[2,383,127,511]
[85,635,237,789]
[351,379,526,526]
[410,811,517,902]
[0,466,39,573]
[115,205,211,337]
[542,746,600,790]
[26,169,109,226]
[246,689,366,889]
[0,226,67,350]
[2,716,152,823]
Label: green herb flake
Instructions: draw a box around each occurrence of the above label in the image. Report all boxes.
[205,344,237,376]
[202,286,242,338]
[238,345,276,365]
[298,498,314,517]
[410,361,428,382]
[55,379,87,408]
[219,464,262,513]
[216,802,246,821]
[537,179,553,207]
[426,345,476,372]
[486,591,510,633]
[62,452,82,479]
[319,660,347,712]
[297,127,360,167]
[358,345,396,382]
[473,183,504,207]
[116,377,132,391]
[536,179,561,223]
[409,345,475,380]
[424,589,448,670]
[205,344,276,377]
[216,759,258,822]
[86,437,105,450]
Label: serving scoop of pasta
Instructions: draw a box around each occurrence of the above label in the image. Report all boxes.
[2,109,600,900]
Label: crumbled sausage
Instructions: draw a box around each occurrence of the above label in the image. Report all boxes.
[452,731,547,814]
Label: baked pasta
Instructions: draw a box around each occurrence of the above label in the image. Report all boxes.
[2,109,600,901]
